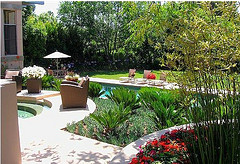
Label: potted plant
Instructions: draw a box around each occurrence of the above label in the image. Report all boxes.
[22,65,46,93]
[64,71,80,82]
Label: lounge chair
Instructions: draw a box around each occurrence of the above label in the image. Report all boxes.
[143,70,151,79]
[160,72,167,81]
[128,69,136,78]
[60,77,89,109]
[120,69,136,83]
[4,70,22,93]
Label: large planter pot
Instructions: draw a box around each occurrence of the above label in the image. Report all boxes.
[27,78,42,93]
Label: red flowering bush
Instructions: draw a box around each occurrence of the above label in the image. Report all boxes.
[129,129,195,164]
[147,73,156,80]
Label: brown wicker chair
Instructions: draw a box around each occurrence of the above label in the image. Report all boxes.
[5,70,22,93]
[60,78,89,109]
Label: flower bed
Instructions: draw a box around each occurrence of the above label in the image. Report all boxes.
[130,128,194,164]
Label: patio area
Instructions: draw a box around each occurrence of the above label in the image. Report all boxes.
[18,91,122,163]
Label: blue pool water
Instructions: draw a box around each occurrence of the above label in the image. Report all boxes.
[99,83,140,98]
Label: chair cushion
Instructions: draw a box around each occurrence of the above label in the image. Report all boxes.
[5,70,19,79]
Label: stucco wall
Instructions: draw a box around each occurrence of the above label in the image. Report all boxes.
[1,79,22,164]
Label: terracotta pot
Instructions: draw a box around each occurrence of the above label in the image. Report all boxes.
[27,78,42,93]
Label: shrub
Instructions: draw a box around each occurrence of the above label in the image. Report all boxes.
[139,88,186,130]
[90,103,131,137]
[42,75,54,89]
[52,77,62,91]
[106,87,141,113]
[88,82,105,98]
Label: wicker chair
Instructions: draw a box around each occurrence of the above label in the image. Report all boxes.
[60,77,89,109]
[5,70,22,93]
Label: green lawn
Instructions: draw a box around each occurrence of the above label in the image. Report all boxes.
[81,70,181,82]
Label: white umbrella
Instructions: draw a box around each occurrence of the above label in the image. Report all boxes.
[44,51,71,76]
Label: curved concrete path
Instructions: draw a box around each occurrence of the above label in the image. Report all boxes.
[18,93,122,163]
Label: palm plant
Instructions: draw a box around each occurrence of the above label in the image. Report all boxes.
[139,88,186,129]
[106,87,141,113]
[90,103,131,136]
[149,101,185,129]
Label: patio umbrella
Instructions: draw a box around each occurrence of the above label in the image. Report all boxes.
[44,51,71,76]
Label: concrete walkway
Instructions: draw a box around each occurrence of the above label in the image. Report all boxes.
[18,92,122,164]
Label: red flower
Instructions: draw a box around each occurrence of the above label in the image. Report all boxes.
[151,139,158,146]
[147,73,156,79]
[16,55,20,59]
[141,156,154,162]
[161,135,166,139]
[130,157,139,164]
[130,128,193,164]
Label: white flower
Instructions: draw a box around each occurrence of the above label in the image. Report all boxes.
[22,65,46,79]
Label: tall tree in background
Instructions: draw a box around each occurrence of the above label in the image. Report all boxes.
[23,12,61,66]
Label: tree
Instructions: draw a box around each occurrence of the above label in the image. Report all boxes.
[23,12,61,67]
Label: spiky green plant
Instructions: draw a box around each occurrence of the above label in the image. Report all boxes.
[88,82,105,98]
[139,88,186,129]
[106,87,141,113]
[90,103,131,136]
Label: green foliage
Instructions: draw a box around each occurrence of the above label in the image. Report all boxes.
[88,82,105,98]
[149,101,185,130]
[52,77,62,91]
[139,88,186,129]
[185,94,240,164]
[23,11,65,67]
[90,103,131,136]
[106,87,141,112]
[41,75,54,88]
[1,64,7,77]
[68,98,156,147]
[131,2,240,163]
[22,2,166,70]
[66,122,76,133]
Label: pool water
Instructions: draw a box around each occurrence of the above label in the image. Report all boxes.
[17,102,50,119]
[18,110,35,119]
[99,83,140,98]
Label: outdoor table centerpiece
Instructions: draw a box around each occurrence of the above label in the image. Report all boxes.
[22,65,46,93]
[64,72,80,82]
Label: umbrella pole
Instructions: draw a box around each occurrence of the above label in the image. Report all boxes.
[57,58,59,77]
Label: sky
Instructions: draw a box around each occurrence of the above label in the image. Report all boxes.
[34,1,60,16]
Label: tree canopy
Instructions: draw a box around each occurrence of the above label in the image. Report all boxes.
[22,1,240,74]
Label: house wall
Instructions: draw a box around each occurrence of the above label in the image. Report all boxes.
[1,1,23,70]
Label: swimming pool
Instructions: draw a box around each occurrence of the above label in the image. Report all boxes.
[99,83,140,98]
[17,101,51,119]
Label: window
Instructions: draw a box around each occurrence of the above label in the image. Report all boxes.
[4,10,17,55]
